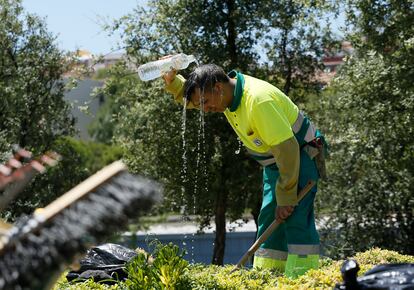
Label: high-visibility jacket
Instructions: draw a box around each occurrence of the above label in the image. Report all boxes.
[165,71,313,206]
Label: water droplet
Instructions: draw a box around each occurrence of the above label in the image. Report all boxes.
[235,138,242,154]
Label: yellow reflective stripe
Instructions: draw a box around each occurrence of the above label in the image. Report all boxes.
[288,244,320,255]
[255,248,288,260]
[285,254,319,278]
[253,256,286,272]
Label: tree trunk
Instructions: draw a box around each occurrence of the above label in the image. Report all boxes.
[225,0,238,68]
[212,189,227,265]
[20,118,28,148]
[283,60,292,95]
[280,28,293,95]
[251,193,262,237]
[210,0,236,266]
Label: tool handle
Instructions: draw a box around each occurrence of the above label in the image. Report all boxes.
[232,180,316,270]
[36,161,127,222]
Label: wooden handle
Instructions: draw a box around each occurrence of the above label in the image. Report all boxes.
[232,180,316,271]
[35,161,127,222]
[0,161,128,253]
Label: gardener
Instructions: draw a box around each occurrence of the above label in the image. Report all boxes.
[163,64,325,278]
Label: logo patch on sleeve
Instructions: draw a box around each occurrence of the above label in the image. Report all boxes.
[253,138,263,146]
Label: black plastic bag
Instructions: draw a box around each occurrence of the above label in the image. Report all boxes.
[66,243,137,283]
[335,259,414,290]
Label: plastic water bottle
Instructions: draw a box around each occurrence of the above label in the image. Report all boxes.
[137,53,197,81]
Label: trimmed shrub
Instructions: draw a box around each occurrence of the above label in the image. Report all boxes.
[54,246,414,290]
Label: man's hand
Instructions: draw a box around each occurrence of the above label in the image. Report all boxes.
[160,55,177,85]
[275,205,294,222]
[162,68,177,85]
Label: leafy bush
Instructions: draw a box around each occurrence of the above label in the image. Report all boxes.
[315,0,414,259]
[55,246,414,290]
[64,137,124,174]
[125,243,189,290]
[318,49,414,258]
[53,276,120,290]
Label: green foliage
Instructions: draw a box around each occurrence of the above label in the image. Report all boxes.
[0,0,75,154]
[0,0,87,219]
[93,68,113,80]
[257,0,338,100]
[54,275,122,290]
[184,265,280,290]
[64,137,124,173]
[317,0,414,257]
[345,0,414,55]
[55,247,414,290]
[88,62,141,144]
[112,0,262,70]
[124,243,189,290]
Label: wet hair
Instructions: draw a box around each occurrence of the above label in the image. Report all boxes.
[183,64,230,101]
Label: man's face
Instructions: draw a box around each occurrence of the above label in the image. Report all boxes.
[190,85,226,113]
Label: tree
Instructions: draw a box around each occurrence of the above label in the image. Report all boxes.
[0,0,74,155]
[318,0,414,257]
[258,0,337,103]
[0,0,117,219]
[104,0,335,264]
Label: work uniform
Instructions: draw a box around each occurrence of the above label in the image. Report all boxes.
[165,70,323,278]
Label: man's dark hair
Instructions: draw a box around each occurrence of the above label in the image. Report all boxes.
[184,64,230,101]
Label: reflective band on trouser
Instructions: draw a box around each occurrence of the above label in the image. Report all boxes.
[255,247,288,260]
[253,248,287,272]
[285,253,319,279]
[288,244,320,255]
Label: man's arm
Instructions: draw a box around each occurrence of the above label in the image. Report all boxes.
[269,137,300,206]
[270,137,300,221]
[163,69,198,109]
[251,100,300,220]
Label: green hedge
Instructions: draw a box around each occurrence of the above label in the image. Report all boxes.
[54,246,414,290]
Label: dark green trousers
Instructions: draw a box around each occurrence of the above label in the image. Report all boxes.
[253,135,320,277]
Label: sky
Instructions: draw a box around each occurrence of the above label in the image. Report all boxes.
[22,0,146,55]
[21,1,345,56]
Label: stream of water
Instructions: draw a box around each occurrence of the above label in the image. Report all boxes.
[179,60,211,263]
